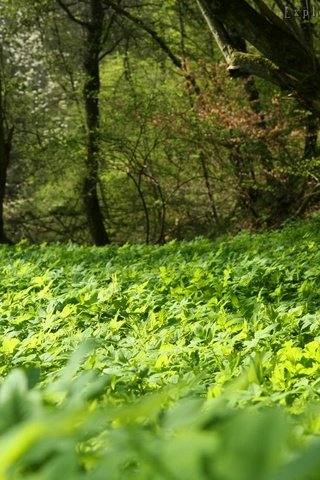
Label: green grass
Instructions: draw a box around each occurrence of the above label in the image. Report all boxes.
[1,216,320,478]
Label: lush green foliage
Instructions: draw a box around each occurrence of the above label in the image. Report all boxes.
[2,1,318,244]
[1,217,320,477]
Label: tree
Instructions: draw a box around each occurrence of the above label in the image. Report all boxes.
[57,0,110,245]
[0,72,13,244]
[0,5,16,244]
[196,0,320,115]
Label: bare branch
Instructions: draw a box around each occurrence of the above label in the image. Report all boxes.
[101,11,116,45]
[99,37,123,61]
[107,0,183,69]
[196,0,234,64]
[107,1,200,94]
[56,0,90,28]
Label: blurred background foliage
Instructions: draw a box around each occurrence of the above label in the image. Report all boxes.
[1,0,319,245]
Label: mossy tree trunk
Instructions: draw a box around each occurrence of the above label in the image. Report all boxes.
[196,0,320,115]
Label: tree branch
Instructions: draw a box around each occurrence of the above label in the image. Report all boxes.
[195,0,234,64]
[230,52,299,89]
[107,1,200,93]
[107,0,183,69]
[56,0,91,28]
[99,37,123,61]
[197,0,317,80]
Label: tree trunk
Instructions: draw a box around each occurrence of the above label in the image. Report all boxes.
[0,76,11,244]
[304,113,318,159]
[197,0,320,115]
[83,0,110,246]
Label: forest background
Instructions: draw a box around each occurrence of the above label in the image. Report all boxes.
[1,0,319,246]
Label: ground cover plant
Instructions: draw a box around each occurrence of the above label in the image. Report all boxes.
[1,216,320,478]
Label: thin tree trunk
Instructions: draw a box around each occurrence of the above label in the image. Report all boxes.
[83,0,110,246]
[200,151,220,227]
[0,76,12,244]
[126,171,150,244]
[304,113,318,159]
[300,2,318,160]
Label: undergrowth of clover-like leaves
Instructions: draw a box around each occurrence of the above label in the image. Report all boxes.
[1,216,320,478]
